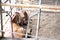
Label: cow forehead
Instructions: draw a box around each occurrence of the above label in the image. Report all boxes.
[19,10,25,17]
[20,13,24,17]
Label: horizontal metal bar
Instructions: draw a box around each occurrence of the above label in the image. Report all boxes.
[0,30,40,38]
[1,3,60,12]
[1,3,60,10]
[0,30,5,32]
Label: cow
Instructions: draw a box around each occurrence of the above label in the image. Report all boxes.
[4,10,32,38]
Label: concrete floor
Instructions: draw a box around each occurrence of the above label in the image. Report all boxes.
[0,37,57,40]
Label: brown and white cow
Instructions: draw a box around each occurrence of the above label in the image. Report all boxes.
[4,10,32,38]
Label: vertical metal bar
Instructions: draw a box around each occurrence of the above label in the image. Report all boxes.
[55,0,58,6]
[35,0,42,40]
[21,0,23,10]
[0,0,4,37]
[25,17,30,40]
[9,0,14,38]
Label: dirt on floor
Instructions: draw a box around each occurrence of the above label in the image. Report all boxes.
[29,11,60,40]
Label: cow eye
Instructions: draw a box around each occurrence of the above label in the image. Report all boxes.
[6,15,8,16]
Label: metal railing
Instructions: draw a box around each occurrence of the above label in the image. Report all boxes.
[0,0,41,40]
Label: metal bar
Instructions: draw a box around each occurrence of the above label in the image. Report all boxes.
[55,0,58,6]
[25,17,30,39]
[21,0,23,10]
[4,0,9,3]
[41,9,60,12]
[1,3,60,10]
[35,0,42,40]
[0,0,4,37]
[35,10,41,40]
[29,12,38,18]
[0,30,4,32]
[9,0,14,38]
[1,3,39,8]
[0,30,40,38]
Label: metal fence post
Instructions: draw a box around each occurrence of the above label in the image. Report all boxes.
[25,17,30,40]
[9,0,14,38]
[0,0,4,38]
[35,0,42,40]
